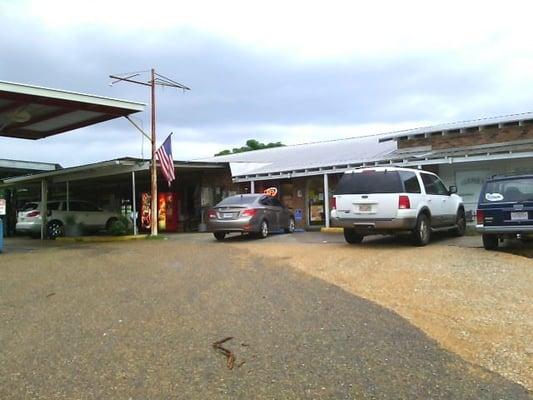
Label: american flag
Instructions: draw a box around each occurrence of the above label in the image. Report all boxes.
[155,133,175,186]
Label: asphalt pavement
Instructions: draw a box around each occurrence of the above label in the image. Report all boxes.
[1,239,531,399]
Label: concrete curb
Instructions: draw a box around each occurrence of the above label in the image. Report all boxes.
[57,234,148,243]
[320,227,343,234]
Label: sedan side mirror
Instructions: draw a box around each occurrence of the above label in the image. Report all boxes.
[449,185,457,194]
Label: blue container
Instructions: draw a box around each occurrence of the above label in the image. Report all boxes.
[0,217,3,253]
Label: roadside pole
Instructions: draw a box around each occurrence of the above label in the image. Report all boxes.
[150,69,158,236]
[109,69,190,236]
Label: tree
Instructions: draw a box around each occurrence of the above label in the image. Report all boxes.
[214,139,284,156]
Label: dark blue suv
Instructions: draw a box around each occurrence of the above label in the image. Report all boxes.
[476,174,533,250]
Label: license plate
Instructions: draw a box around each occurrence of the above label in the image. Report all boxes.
[511,211,528,221]
[222,212,234,219]
[359,204,371,212]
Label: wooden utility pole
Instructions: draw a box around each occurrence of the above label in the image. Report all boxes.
[109,69,190,236]
[150,68,158,235]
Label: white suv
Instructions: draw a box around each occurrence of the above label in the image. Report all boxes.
[331,167,465,245]
[16,200,120,238]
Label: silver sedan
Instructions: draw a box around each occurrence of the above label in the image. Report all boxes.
[207,194,295,240]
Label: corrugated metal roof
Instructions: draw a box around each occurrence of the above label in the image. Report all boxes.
[0,80,145,140]
[377,111,533,142]
[0,158,59,172]
[202,134,397,177]
[202,112,533,179]
[389,138,533,160]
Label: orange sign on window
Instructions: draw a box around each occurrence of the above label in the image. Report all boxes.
[263,187,278,197]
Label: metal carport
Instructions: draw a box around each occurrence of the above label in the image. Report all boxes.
[0,80,145,239]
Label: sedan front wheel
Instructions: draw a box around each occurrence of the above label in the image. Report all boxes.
[284,217,295,234]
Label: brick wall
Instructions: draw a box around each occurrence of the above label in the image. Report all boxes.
[398,124,533,150]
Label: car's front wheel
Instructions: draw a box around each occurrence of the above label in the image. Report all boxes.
[412,214,430,246]
[47,220,64,240]
[213,232,226,241]
[284,217,295,233]
[343,228,364,244]
[482,234,499,250]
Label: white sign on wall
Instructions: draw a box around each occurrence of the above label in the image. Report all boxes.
[0,199,6,216]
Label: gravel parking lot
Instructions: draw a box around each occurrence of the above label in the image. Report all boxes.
[0,233,532,399]
[214,231,533,391]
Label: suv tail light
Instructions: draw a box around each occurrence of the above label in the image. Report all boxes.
[476,209,484,225]
[207,209,217,219]
[398,195,411,209]
[331,197,336,210]
[27,210,40,218]
[241,209,257,217]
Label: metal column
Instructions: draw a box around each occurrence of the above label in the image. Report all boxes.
[250,180,255,193]
[132,171,137,236]
[66,181,70,211]
[40,179,48,240]
[323,173,330,228]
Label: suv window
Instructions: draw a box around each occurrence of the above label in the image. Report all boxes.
[69,201,84,212]
[483,178,533,202]
[399,171,421,193]
[48,201,60,211]
[79,202,99,211]
[421,173,448,195]
[21,202,39,212]
[335,170,402,194]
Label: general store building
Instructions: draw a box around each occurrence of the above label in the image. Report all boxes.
[205,112,533,228]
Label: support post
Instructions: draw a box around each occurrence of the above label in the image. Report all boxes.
[250,180,255,193]
[132,171,137,236]
[66,181,70,211]
[40,179,48,240]
[150,68,158,236]
[323,173,330,228]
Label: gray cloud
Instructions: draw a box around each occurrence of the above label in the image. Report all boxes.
[0,17,527,166]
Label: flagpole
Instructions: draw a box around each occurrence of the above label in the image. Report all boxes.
[150,68,158,236]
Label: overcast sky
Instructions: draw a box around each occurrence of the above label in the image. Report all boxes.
[1,0,533,166]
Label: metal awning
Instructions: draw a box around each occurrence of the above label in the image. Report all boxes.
[0,158,227,186]
[0,80,145,140]
[1,158,149,185]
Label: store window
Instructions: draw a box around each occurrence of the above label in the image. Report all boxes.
[307,177,325,225]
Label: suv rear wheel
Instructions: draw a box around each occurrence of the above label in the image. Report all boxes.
[47,220,64,240]
[343,228,364,244]
[482,234,499,250]
[453,209,466,237]
[412,214,430,246]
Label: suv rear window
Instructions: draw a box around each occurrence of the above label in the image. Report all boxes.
[335,170,402,194]
[20,202,39,212]
[482,178,533,202]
